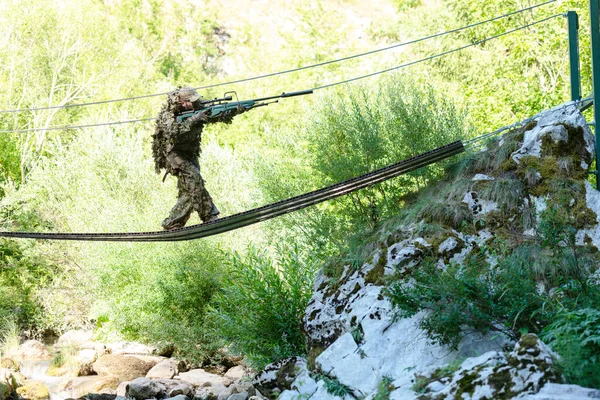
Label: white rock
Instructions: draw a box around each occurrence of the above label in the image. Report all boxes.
[107,341,156,355]
[516,383,600,399]
[310,380,353,400]
[463,191,499,216]
[438,237,458,254]
[291,369,318,397]
[472,174,494,181]
[576,181,600,248]
[178,368,232,387]
[147,359,178,379]
[54,330,94,350]
[16,340,51,361]
[224,365,245,380]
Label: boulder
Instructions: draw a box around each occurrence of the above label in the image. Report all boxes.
[150,378,192,394]
[16,381,50,400]
[193,383,227,399]
[252,358,302,399]
[165,395,189,400]
[54,330,95,350]
[48,348,99,377]
[106,341,156,355]
[224,366,246,381]
[15,341,51,361]
[228,393,249,400]
[146,359,178,379]
[73,394,118,400]
[126,377,166,400]
[57,375,119,399]
[519,383,600,399]
[417,334,561,399]
[177,368,232,387]
[215,382,256,400]
[92,354,154,381]
[167,383,193,397]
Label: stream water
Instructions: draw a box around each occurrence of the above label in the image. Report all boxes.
[19,358,109,400]
[20,360,66,400]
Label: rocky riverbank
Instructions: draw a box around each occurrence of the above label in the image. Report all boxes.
[0,330,264,400]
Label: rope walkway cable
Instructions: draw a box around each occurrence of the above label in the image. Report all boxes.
[1,117,156,133]
[0,141,466,241]
[0,0,557,114]
[0,99,590,241]
[0,14,562,134]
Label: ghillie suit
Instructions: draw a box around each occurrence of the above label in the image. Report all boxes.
[152,87,240,230]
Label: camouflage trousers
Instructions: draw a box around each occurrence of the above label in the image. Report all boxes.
[161,153,219,230]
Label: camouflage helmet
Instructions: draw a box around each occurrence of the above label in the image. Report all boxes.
[178,86,201,102]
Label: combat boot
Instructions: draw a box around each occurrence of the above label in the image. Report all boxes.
[162,197,193,230]
[200,203,220,223]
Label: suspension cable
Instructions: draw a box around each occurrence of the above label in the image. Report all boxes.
[0,0,557,114]
[0,14,562,134]
[313,14,561,91]
[1,117,156,134]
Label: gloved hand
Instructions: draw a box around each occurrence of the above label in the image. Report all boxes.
[189,109,211,124]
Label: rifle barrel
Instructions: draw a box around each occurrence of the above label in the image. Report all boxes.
[253,89,313,102]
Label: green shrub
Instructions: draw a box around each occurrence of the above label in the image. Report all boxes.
[207,243,317,369]
[304,74,471,234]
[152,250,226,365]
[92,242,227,366]
[385,176,600,349]
[0,316,20,357]
[0,233,63,331]
[386,245,559,349]
[374,375,395,400]
[541,308,600,389]
[314,374,353,398]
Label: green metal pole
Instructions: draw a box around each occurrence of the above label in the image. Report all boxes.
[591,0,600,189]
[568,11,581,101]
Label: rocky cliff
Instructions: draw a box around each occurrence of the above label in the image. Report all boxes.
[253,101,600,400]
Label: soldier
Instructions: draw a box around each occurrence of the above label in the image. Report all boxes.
[152,86,245,230]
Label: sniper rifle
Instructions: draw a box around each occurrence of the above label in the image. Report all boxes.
[176,89,313,123]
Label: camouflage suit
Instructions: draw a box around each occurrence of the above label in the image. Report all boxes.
[152,87,243,230]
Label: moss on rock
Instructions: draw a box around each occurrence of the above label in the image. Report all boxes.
[16,381,49,400]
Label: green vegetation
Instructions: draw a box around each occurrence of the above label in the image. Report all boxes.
[207,244,317,369]
[0,0,597,380]
[541,308,600,388]
[315,373,353,398]
[374,375,396,400]
[0,317,20,358]
[304,76,471,234]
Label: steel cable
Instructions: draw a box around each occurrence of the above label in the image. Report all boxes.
[0,0,557,114]
[0,14,562,134]
[0,142,465,241]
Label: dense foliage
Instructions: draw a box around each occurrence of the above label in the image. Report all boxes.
[0,0,596,374]
[541,308,600,388]
[207,245,317,369]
